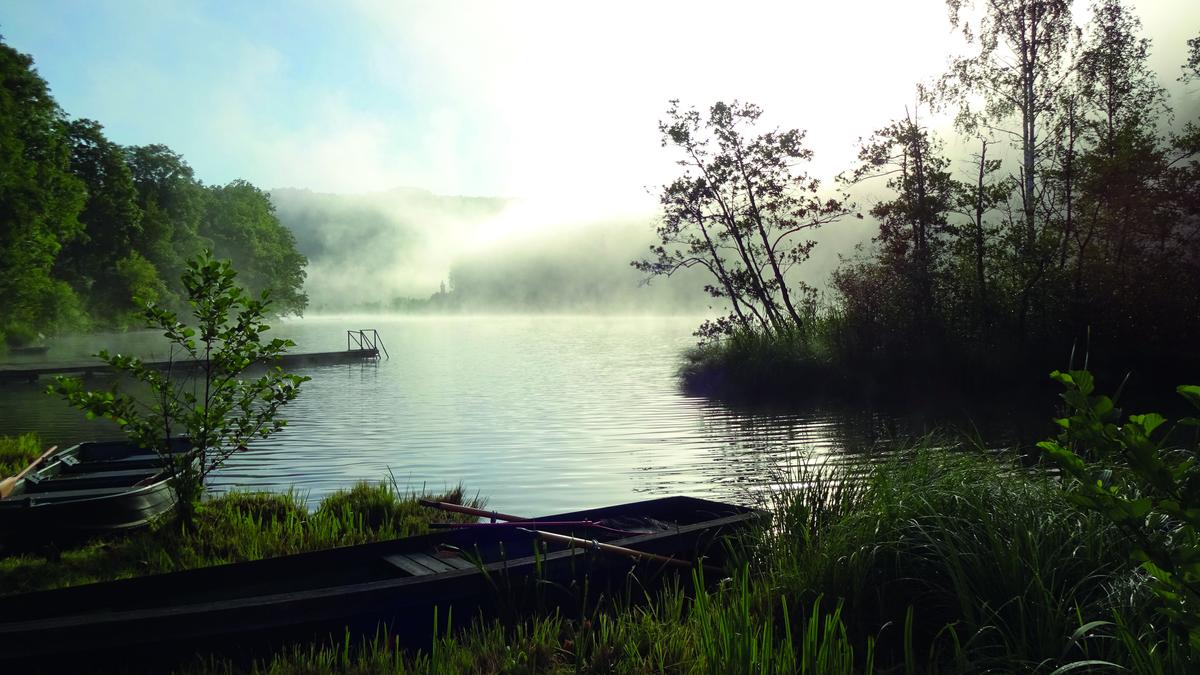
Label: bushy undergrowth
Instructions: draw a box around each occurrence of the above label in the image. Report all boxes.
[679,325,842,400]
[679,322,1102,403]
[0,432,42,476]
[0,481,478,595]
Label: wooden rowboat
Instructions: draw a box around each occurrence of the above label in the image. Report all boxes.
[8,345,49,357]
[0,437,193,540]
[0,495,762,668]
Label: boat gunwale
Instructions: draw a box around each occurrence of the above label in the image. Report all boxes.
[1,438,194,506]
[0,506,761,638]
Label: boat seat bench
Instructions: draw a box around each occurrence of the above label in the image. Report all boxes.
[59,452,187,473]
[382,552,475,576]
[26,469,161,492]
[4,486,136,504]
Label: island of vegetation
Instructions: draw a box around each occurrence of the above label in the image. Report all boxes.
[634,0,1200,402]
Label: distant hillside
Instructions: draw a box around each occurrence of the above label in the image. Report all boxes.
[269,187,712,313]
[269,187,508,307]
[445,219,712,313]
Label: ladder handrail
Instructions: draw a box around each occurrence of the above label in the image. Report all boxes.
[345,329,388,360]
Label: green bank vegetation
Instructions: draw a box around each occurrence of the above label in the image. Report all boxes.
[0,480,477,596]
[0,433,42,477]
[638,1,1200,399]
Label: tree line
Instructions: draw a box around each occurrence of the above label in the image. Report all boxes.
[0,38,307,350]
[638,0,1200,381]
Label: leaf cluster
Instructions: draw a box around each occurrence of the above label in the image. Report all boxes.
[1038,370,1200,652]
[51,252,310,518]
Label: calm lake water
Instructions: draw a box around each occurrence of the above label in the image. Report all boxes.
[0,315,1050,514]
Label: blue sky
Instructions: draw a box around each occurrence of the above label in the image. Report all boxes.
[1,1,497,194]
[2,0,1197,216]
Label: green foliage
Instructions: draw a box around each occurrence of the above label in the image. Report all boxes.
[315,481,468,534]
[0,38,308,338]
[776,448,1132,672]
[54,118,148,320]
[1038,370,1200,654]
[0,484,478,596]
[51,252,309,523]
[672,2,1200,398]
[635,100,853,341]
[180,571,869,675]
[201,180,308,316]
[6,433,1179,672]
[0,433,42,477]
[0,39,87,343]
[678,323,837,399]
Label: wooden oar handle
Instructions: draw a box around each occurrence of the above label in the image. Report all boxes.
[13,445,58,481]
[529,528,721,575]
[0,445,58,500]
[429,520,639,536]
[417,499,526,523]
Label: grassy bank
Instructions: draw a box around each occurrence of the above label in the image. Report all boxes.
[0,432,42,476]
[177,448,1184,674]
[0,478,479,595]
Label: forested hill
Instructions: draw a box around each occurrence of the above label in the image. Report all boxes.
[268,187,712,314]
[268,187,506,309]
[0,39,307,349]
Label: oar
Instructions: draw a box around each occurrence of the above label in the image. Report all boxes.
[0,445,58,499]
[417,499,526,522]
[523,528,722,575]
[429,520,640,536]
[419,499,719,573]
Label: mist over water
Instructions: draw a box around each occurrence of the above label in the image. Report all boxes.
[0,315,1045,514]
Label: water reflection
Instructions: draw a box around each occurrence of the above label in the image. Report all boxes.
[0,316,1046,514]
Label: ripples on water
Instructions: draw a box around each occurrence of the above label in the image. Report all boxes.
[0,316,1046,514]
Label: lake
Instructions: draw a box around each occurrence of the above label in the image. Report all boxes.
[0,315,1050,514]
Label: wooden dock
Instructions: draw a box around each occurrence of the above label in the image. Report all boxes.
[1,330,389,383]
[0,348,380,383]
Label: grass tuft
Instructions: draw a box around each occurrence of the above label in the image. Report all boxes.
[0,432,43,477]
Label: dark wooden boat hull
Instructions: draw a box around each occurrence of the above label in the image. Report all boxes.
[0,495,761,669]
[8,345,49,357]
[0,438,193,541]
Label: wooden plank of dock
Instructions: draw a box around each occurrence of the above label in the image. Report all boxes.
[0,349,380,382]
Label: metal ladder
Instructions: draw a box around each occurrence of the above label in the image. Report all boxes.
[346,329,389,359]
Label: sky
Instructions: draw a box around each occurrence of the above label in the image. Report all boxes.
[1,0,1197,224]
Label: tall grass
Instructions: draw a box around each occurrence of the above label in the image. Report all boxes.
[0,432,42,476]
[181,568,870,675]
[738,447,1157,672]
